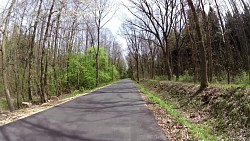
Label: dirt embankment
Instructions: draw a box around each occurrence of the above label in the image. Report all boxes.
[140,80,250,140]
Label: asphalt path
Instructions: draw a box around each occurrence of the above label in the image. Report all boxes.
[0,79,167,141]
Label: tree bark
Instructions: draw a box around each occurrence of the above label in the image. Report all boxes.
[1,0,16,112]
[163,52,173,81]
[40,0,55,103]
[214,0,230,84]
[53,2,63,96]
[85,23,89,54]
[187,0,209,92]
[96,25,100,87]
[136,55,139,83]
[28,0,43,101]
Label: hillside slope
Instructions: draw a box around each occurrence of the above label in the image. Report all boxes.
[140,80,250,140]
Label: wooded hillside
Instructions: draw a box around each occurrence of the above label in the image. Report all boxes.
[123,1,250,139]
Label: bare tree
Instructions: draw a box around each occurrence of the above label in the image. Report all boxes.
[122,23,141,83]
[53,1,65,96]
[27,0,43,101]
[40,0,55,103]
[174,3,187,81]
[91,0,115,86]
[1,0,16,112]
[125,0,178,80]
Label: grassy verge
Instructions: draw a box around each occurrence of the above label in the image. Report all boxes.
[138,79,250,140]
[136,83,219,141]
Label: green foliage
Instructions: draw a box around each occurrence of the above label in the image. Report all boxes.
[67,53,95,88]
[71,89,81,96]
[212,71,250,86]
[234,71,249,84]
[0,98,8,111]
[66,47,120,89]
[155,72,193,82]
[155,75,168,80]
[179,71,193,82]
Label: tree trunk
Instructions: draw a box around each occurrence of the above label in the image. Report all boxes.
[40,0,55,103]
[28,0,43,101]
[53,2,63,96]
[187,0,209,92]
[151,57,155,79]
[208,35,213,82]
[140,57,145,79]
[176,40,180,81]
[1,0,16,112]
[163,52,173,81]
[96,26,100,87]
[214,0,230,84]
[112,65,114,81]
[15,4,27,108]
[136,56,139,83]
[95,53,99,86]
[85,23,89,54]
[176,54,180,81]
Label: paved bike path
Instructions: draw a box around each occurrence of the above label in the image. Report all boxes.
[0,79,167,141]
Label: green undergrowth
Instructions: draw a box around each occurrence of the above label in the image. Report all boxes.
[136,83,218,141]
[0,98,8,111]
[139,80,250,140]
[212,83,250,89]
[0,81,118,111]
[0,98,20,111]
[60,80,117,100]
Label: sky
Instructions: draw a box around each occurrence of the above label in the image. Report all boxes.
[104,0,131,52]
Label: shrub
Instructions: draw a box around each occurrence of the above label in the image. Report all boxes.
[66,47,120,90]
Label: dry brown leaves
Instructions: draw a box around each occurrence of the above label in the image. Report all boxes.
[140,93,193,141]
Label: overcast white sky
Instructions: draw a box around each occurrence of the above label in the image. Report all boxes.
[104,0,131,51]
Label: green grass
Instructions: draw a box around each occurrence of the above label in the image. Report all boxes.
[136,83,219,141]
[212,83,250,88]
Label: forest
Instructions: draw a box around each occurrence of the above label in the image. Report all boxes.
[0,0,250,139]
[122,0,250,139]
[124,0,250,86]
[0,0,127,112]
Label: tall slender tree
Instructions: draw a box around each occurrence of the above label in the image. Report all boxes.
[186,0,209,93]
[1,0,16,112]
[91,0,115,86]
